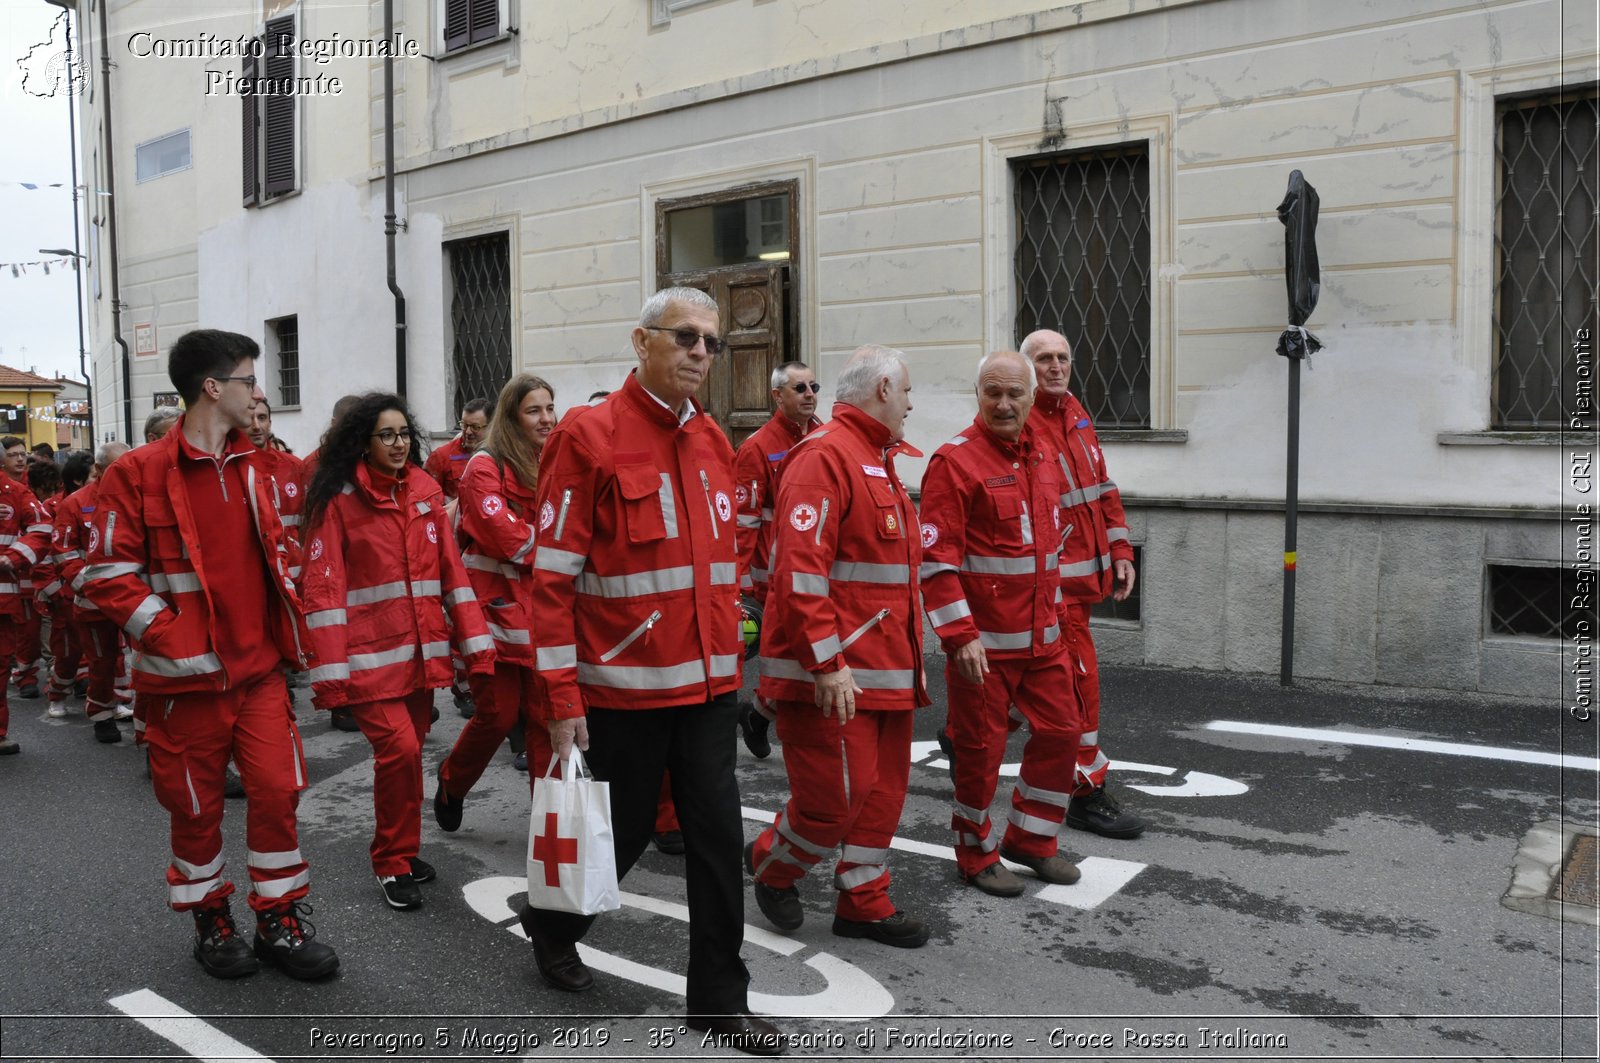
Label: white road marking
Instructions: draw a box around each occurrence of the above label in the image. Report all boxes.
[740,806,1145,909]
[906,741,1249,796]
[462,877,894,1018]
[107,989,275,1062]
[1204,720,1600,772]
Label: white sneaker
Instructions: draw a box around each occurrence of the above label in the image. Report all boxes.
[46,703,67,718]
[114,704,134,720]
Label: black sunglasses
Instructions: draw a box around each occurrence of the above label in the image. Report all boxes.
[644,326,724,356]
[788,382,822,394]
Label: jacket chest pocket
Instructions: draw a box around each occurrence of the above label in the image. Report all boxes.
[990,491,1032,546]
[617,463,669,544]
[865,479,905,541]
[145,499,186,561]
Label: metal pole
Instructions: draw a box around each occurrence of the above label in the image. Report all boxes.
[62,7,91,446]
[384,0,407,399]
[1280,356,1300,686]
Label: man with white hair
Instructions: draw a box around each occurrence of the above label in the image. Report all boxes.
[732,359,824,757]
[920,351,1085,896]
[1019,329,1146,839]
[747,344,931,948]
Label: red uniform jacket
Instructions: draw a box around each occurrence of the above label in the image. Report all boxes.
[456,449,538,667]
[256,446,305,551]
[758,404,928,711]
[1031,389,1134,605]
[56,483,103,619]
[423,436,473,500]
[0,477,52,621]
[531,373,743,719]
[79,422,310,694]
[734,411,824,602]
[918,420,1064,658]
[301,462,495,709]
[32,494,65,609]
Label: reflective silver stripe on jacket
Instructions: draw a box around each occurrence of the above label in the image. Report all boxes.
[760,657,913,690]
[792,571,828,596]
[410,579,442,598]
[458,634,494,656]
[925,599,972,628]
[810,634,843,663]
[347,581,408,606]
[657,473,680,539]
[444,586,475,608]
[1059,553,1112,578]
[709,562,737,586]
[0,534,14,545]
[464,553,521,578]
[306,608,346,629]
[1107,526,1130,542]
[737,514,762,530]
[81,560,143,583]
[148,571,201,595]
[1060,481,1112,509]
[487,622,532,646]
[961,554,1035,576]
[309,663,350,683]
[510,528,536,564]
[422,641,451,660]
[280,514,301,527]
[829,561,910,584]
[533,546,586,577]
[135,651,224,678]
[348,644,418,672]
[577,653,738,690]
[577,565,693,599]
[918,561,958,580]
[537,644,577,670]
[125,594,167,640]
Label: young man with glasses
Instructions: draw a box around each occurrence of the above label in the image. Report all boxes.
[731,361,824,758]
[80,329,339,982]
[424,397,493,501]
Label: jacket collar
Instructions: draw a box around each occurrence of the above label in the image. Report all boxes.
[622,371,705,431]
[170,415,257,465]
[771,411,824,444]
[353,459,409,509]
[972,416,1033,458]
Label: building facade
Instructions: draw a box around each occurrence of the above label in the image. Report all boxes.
[70,0,1597,695]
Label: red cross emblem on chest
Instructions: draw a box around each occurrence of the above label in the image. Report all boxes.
[530,811,578,886]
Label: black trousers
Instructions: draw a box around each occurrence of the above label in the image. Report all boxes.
[528,691,750,1015]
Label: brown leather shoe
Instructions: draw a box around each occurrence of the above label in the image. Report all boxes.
[517,904,593,992]
[1000,846,1081,884]
[966,861,1025,897]
[686,1012,785,1056]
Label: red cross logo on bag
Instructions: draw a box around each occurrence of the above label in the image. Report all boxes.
[530,811,579,887]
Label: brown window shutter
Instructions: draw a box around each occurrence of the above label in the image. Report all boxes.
[262,15,296,197]
[444,0,471,51]
[469,0,500,44]
[241,49,259,205]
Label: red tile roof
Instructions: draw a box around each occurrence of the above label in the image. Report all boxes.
[0,366,64,391]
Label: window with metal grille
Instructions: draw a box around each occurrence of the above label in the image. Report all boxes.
[444,0,500,51]
[242,15,296,205]
[271,315,299,407]
[1014,143,1151,428]
[1493,85,1598,429]
[1486,563,1592,639]
[1090,544,1142,624]
[446,233,512,418]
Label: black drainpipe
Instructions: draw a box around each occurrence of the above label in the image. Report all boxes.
[384,0,407,398]
[97,0,131,440]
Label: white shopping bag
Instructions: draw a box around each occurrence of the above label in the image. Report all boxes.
[526,749,620,915]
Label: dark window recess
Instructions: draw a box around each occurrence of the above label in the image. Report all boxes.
[446,233,513,418]
[1493,84,1598,429]
[0,407,24,435]
[1090,545,1142,624]
[445,0,500,51]
[272,315,300,407]
[1487,563,1592,639]
[1014,143,1152,429]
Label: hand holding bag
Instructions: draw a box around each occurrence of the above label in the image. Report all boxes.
[526,749,621,915]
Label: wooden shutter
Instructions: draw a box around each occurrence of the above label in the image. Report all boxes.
[262,15,295,197]
[444,0,471,51]
[241,48,259,205]
[469,0,500,44]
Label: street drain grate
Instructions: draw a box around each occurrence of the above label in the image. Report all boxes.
[1551,833,1598,907]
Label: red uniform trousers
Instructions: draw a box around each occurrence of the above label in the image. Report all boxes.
[145,670,310,913]
[750,703,914,922]
[46,601,80,705]
[655,776,679,833]
[352,689,435,877]
[13,603,41,688]
[439,662,549,799]
[78,618,121,723]
[947,644,1082,878]
[1063,603,1111,793]
[0,621,16,739]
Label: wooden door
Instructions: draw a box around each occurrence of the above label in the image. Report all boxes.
[673,266,784,446]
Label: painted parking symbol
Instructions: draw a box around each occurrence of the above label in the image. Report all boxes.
[461,876,894,1019]
[907,741,1249,797]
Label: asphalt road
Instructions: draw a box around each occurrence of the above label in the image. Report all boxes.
[1,659,1594,1062]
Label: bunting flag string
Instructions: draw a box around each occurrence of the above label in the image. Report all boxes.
[0,181,112,195]
[1,258,82,277]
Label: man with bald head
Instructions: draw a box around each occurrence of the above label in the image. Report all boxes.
[1020,329,1146,839]
[748,345,932,948]
[919,351,1085,895]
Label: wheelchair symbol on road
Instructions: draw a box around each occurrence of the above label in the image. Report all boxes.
[908,742,1249,797]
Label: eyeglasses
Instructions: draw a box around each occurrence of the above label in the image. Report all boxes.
[371,429,413,446]
[643,326,724,356]
[458,421,487,433]
[213,375,258,388]
[788,382,822,395]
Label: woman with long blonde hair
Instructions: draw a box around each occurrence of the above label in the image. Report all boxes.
[434,374,558,831]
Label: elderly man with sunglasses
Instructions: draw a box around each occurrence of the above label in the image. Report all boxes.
[731,361,824,757]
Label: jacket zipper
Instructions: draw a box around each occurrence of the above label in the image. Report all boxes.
[815,497,831,546]
[840,607,890,651]
[600,609,662,663]
[554,487,572,541]
[699,471,720,540]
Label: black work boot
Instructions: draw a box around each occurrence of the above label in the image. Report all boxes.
[1066,785,1148,839]
[254,902,340,980]
[738,700,772,759]
[191,902,259,979]
[746,841,802,931]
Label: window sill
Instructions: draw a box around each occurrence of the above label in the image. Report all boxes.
[1089,617,1143,631]
[1098,429,1188,444]
[275,405,301,413]
[438,33,515,64]
[1437,431,1571,446]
